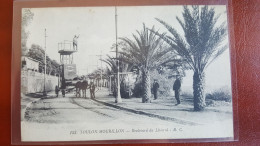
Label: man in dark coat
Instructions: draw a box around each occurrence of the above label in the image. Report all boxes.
[152,79,160,100]
[173,76,181,105]
[60,78,66,97]
[55,85,59,97]
[61,89,65,97]
[89,82,96,99]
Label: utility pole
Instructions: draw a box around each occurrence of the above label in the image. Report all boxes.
[96,51,103,90]
[115,5,122,103]
[43,28,47,96]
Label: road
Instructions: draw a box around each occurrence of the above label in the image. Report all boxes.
[22,92,233,141]
[22,92,188,141]
[25,92,183,126]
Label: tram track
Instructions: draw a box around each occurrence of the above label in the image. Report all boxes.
[69,94,200,126]
[69,97,114,118]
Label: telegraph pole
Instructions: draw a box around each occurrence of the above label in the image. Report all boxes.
[43,28,47,96]
[100,51,103,89]
[96,51,103,90]
[115,5,122,103]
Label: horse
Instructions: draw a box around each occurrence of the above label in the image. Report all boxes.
[75,81,82,97]
[81,80,88,98]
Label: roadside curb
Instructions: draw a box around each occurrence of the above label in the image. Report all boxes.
[21,96,41,121]
[21,94,56,121]
[91,98,200,126]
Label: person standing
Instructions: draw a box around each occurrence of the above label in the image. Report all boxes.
[62,89,65,97]
[73,35,79,50]
[173,76,181,105]
[55,85,59,97]
[89,82,96,99]
[152,79,160,100]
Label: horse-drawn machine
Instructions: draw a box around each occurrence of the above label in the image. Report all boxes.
[57,38,97,98]
[58,40,82,97]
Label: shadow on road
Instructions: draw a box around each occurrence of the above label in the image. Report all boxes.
[25,92,47,98]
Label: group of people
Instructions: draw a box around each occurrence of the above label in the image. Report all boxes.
[55,76,182,105]
[55,81,96,99]
[75,81,96,99]
[152,77,181,105]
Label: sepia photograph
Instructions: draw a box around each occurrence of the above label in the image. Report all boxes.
[20,5,234,141]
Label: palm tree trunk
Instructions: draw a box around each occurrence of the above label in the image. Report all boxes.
[193,70,206,111]
[142,70,151,103]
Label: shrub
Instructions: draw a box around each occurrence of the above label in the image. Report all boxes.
[150,70,175,97]
[181,91,193,97]
[206,87,232,102]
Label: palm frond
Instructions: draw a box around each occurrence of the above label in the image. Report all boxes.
[120,24,172,71]
[155,6,228,72]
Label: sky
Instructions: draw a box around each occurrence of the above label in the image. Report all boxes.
[23,5,232,91]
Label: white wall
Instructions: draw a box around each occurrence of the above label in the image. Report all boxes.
[21,70,58,94]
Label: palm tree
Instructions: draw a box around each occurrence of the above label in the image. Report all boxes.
[120,24,171,103]
[101,55,118,75]
[154,6,228,111]
[102,55,134,97]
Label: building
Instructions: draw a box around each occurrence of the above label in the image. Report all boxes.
[21,56,40,71]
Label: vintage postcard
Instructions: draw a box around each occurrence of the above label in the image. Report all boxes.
[19,4,234,142]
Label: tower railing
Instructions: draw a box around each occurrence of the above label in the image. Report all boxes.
[58,40,74,52]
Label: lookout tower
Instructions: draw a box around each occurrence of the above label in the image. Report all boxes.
[58,40,78,90]
[58,40,77,64]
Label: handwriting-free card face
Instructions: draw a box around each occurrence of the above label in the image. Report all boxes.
[16,3,234,143]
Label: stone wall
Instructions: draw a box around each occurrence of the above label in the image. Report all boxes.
[21,70,59,94]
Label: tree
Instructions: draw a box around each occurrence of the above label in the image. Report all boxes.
[154,6,228,110]
[27,44,60,75]
[102,54,134,75]
[101,55,118,75]
[22,9,34,56]
[120,24,171,103]
[101,54,134,97]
